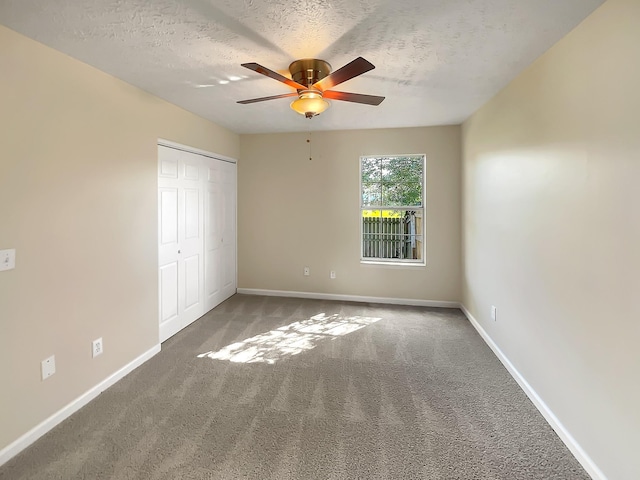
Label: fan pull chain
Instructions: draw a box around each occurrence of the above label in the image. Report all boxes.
[307,128,312,161]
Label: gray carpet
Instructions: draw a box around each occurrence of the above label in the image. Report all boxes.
[0,294,589,479]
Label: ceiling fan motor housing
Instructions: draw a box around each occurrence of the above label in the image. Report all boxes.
[289,59,332,89]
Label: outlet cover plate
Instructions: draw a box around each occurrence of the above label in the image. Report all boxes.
[92,338,103,358]
[41,355,55,380]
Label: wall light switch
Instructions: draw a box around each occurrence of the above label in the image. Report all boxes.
[0,249,16,272]
[491,305,497,321]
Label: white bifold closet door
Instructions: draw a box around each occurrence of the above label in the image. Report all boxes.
[204,159,237,311]
[158,144,236,342]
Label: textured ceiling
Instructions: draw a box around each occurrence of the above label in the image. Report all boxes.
[0,0,604,134]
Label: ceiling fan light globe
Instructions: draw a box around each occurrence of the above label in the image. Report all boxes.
[290,93,329,117]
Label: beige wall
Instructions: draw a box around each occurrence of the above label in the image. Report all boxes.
[238,127,461,302]
[7,0,636,474]
[462,0,640,478]
[0,26,239,452]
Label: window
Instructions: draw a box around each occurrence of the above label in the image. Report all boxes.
[360,155,425,264]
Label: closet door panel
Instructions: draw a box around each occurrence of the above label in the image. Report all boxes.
[221,162,237,297]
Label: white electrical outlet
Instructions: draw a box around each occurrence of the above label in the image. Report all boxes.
[303,266,310,276]
[330,270,336,279]
[491,305,497,321]
[92,338,103,358]
[41,355,55,380]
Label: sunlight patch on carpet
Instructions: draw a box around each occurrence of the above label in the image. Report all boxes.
[197,313,382,364]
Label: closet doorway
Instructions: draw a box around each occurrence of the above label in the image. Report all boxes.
[157,141,236,342]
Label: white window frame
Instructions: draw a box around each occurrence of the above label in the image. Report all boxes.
[359,154,426,266]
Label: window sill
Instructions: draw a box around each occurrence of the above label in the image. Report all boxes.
[360,260,426,267]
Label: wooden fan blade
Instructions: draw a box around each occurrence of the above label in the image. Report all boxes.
[313,57,375,91]
[241,62,307,90]
[237,92,299,104]
[322,90,385,106]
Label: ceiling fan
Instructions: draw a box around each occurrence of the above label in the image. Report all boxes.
[237,57,385,118]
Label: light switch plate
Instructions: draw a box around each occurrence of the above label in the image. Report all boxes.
[0,249,16,272]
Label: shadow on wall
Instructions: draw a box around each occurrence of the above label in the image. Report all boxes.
[198,313,382,364]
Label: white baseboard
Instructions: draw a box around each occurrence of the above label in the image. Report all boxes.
[236,288,459,308]
[0,344,161,467]
[458,304,606,480]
